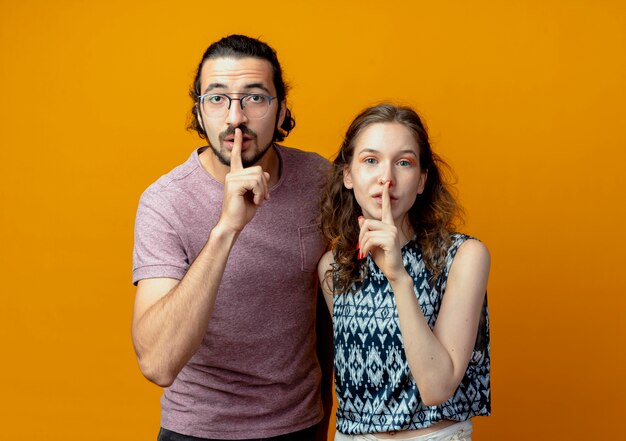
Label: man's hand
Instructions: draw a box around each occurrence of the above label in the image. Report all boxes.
[219,128,270,232]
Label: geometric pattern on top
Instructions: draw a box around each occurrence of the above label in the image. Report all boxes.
[333,233,490,434]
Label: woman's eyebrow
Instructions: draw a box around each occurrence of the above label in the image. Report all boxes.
[358,148,381,154]
[358,148,418,157]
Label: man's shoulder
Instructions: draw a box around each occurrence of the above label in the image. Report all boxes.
[276,145,330,181]
[141,150,204,198]
[276,145,329,165]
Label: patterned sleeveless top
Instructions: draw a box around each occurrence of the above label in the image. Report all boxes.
[333,234,490,434]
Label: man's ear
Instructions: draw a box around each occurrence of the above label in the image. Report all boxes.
[277,100,287,128]
[196,105,206,134]
[343,165,353,190]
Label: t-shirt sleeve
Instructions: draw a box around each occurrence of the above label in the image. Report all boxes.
[132,188,189,285]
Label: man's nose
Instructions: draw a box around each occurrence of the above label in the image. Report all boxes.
[226,99,248,126]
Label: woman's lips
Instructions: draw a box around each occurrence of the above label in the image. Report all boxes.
[372,193,397,204]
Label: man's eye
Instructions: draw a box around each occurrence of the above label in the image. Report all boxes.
[208,95,224,104]
[247,94,266,104]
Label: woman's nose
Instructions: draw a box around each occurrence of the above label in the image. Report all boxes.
[378,167,393,186]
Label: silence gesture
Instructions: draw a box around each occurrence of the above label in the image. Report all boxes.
[358,180,406,282]
[219,128,271,232]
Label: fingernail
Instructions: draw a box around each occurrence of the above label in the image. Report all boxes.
[388,180,393,188]
[356,242,360,250]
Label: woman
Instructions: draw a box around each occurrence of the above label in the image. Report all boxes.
[318,104,490,441]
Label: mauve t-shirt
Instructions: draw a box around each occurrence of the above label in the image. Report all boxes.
[133,145,329,439]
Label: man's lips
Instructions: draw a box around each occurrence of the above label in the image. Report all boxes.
[223,135,255,150]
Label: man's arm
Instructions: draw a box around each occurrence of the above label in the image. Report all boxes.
[131,129,270,387]
[131,224,239,387]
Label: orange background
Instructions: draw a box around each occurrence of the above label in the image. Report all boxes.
[1,1,625,440]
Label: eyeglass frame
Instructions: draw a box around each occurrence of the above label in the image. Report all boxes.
[197,93,277,118]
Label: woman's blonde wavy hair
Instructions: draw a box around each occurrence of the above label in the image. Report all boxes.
[319,104,464,294]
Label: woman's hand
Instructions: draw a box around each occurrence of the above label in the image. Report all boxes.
[358,181,407,282]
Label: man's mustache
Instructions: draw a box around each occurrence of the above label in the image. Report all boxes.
[219,125,257,142]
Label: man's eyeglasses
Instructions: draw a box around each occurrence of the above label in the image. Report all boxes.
[198,93,276,119]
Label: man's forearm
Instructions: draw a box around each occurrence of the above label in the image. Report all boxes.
[133,224,239,387]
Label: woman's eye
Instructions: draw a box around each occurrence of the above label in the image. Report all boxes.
[364,158,377,165]
[397,159,412,167]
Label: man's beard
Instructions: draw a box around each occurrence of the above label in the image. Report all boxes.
[209,125,273,168]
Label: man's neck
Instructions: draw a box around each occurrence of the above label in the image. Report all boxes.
[199,144,281,187]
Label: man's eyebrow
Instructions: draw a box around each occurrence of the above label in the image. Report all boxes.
[202,82,272,95]
[243,83,271,94]
[203,82,227,94]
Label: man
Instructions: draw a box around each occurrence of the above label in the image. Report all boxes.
[132,35,331,441]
